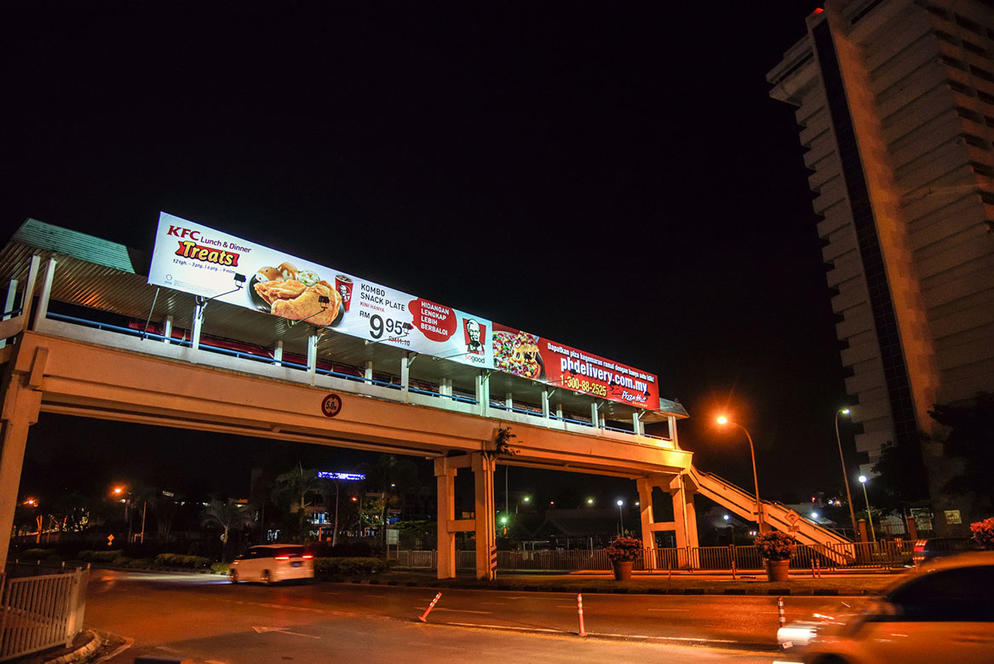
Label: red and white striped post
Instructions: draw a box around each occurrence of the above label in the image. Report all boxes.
[576,593,586,637]
[777,596,786,628]
[418,592,443,622]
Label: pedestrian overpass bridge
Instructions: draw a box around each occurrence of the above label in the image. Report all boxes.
[0,222,850,576]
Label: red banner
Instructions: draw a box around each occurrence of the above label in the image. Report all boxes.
[492,323,660,410]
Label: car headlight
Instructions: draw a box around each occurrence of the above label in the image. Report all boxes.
[778,621,821,648]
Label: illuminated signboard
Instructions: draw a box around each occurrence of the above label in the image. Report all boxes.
[316,472,366,481]
[148,212,660,410]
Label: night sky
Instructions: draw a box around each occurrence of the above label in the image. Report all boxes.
[2,2,846,507]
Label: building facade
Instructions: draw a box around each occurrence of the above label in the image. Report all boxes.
[767,0,994,534]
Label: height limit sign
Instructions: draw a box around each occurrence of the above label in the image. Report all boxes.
[321,394,343,417]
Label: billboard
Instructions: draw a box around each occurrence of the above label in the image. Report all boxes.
[148,212,659,409]
[148,212,492,369]
[492,324,660,410]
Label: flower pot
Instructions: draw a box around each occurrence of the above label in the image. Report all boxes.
[765,559,790,582]
[612,559,633,581]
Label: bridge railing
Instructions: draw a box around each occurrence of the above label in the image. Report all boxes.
[390,542,915,573]
[0,566,88,662]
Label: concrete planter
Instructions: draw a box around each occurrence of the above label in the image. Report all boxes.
[765,559,790,582]
[611,559,633,581]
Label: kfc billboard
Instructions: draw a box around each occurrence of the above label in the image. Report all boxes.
[148,212,492,369]
[148,212,659,409]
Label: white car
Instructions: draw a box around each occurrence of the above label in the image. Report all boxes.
[229,544,315,585]
[778,551,994,664]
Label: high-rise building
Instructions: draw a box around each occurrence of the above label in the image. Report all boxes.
[767,0,994,535]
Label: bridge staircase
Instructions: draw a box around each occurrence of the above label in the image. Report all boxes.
[688,467,855,564]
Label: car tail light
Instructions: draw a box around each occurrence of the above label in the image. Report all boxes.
[302,554,314,559]
[274,555,290,561]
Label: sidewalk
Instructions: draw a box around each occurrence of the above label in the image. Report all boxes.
[370,567,904,596]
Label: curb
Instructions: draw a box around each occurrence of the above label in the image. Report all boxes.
[44,630,102,664]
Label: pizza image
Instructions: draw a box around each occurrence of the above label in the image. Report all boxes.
[493,330,543,380]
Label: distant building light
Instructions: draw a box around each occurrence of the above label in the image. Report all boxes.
[317,472,366,481]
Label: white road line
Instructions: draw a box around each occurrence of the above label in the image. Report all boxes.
[427,607,493,615]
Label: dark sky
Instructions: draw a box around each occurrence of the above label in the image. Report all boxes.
[2,2,849,506]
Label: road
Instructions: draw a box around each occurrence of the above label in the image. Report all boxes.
[85,570,862,663]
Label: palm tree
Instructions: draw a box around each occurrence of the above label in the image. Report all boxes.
[201,499,255,560]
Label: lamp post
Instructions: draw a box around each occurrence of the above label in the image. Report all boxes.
[834,408,859,537]
[616,499,625,535]
[716,416,766,533]
[858,475,876,544]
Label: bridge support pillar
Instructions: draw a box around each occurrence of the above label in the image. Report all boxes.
[472,452,497,581]
[0,354,44,568]
[671,475,699,569]
[636,479,657,570]
[434,457,458,579]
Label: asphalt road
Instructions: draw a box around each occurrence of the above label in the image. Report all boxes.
[85,571,864,663]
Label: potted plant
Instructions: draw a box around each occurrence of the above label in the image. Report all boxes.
[605,536,641,581]
[754,530,795,582]
[970,517,994,550]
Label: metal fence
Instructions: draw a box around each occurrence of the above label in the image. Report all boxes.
[391,540,922,573]
[0,566,89,662]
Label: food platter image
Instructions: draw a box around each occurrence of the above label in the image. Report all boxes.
[493,329,544,380]
[248,262,344,327]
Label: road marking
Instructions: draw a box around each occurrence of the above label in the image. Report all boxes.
[252,626,321,639]
[426,607,493,615]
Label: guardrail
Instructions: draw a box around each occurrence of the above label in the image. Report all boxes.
[390,542,919,573]
[0,565,89,662]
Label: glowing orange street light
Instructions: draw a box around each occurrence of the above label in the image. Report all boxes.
[23,498,37,507]
[715,415,766,533]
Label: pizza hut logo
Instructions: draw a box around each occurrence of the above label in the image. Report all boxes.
[321,394,343,417]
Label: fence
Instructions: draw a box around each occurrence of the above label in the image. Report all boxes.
[391,540,922,573]
[0,566,89,662]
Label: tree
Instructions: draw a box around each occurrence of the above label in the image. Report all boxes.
[272,463,323,540]
[201,499,255,560]
[930,391,994,511]
[871,438,929,510]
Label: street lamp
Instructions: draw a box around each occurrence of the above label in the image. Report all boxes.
[586,497,595,506]
[858,475,876,544]
[715,415,766,532]
[616,499,625,535]
[834,408,859,536]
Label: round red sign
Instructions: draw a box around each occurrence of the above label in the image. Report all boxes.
[321,394,343,417]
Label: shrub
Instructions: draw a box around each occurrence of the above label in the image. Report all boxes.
[19,548,57,560]
[313,557,386,580]
[79,550,125,563]
[152,553,210,569]
[754,531,796,561]
[970,517,994,549]
[211,562,230,575]
[124,558,151,569]
[605,536,642,562]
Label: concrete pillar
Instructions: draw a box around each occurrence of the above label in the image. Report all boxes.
[0,279,18,350]
[670,475,699,568]
[472,452,497,581]
[668,416,678,445]
[632,412,642,436]
[505,392,513,411]
[555,404,563,421]
[163,315,173,344]
[475,371,490,416]
[401,355,410,399]
[32,257,56,329]
[0,362,44,568]
[636,479,656,570]
[440,378,452,397]
[364,360,374,383]
[191,302,203,352]
[590,402,598,427]
[306,333,318,383]
[541,390,550,419]
[273,340,284,366]
[434,458,457,579]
